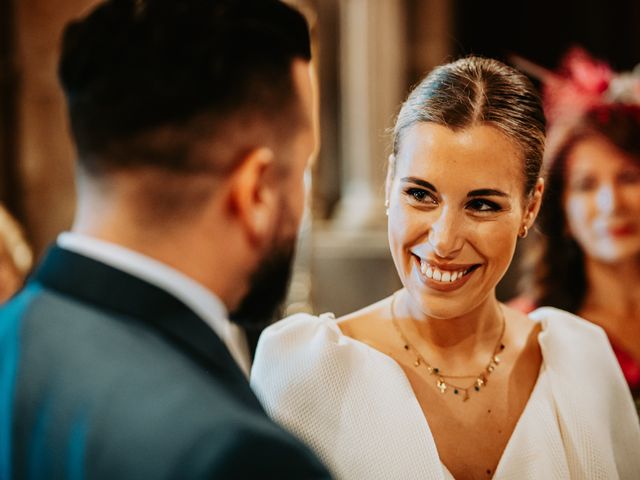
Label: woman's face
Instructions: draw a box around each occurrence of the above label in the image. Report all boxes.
[563,135,640,264]
[387,123,541,319]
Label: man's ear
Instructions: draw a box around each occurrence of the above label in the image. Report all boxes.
[227,147,277,245]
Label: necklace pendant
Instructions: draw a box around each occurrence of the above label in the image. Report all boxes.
[390,291,507,404]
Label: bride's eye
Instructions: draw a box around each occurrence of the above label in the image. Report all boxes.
[405,188,436,205]
[467,199,502,212]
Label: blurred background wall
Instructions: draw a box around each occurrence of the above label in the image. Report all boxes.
[1,0,639,317]
[0,0,102,257]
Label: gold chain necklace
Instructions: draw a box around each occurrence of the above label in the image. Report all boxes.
[390,292,506,402]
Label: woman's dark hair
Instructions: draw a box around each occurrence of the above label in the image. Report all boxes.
[520,104,640,312]
[392,55,546,197]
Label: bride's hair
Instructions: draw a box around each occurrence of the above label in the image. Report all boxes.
[392,55,546,198]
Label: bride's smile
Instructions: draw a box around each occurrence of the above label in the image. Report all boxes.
[410,254,479,291]
[386,123,541,320]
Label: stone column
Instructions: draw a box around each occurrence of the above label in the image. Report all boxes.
[306,0,408,316]
[332,0,407,230]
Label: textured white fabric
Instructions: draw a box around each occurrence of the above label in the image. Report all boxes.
[251,307,640,479]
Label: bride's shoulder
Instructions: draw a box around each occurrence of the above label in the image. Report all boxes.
[253,298,393,373]
[259,311,341,345]
[527,306,615,370]
[528,306,608,339]
[251,309,374,390]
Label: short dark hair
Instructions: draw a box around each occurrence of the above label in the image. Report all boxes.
[521,104,640,312]
[59,0,311,175]
[392,56,546,197]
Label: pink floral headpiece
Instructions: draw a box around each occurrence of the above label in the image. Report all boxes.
[511,46,640,125]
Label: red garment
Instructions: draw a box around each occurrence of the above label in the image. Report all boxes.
[613,344,640,391]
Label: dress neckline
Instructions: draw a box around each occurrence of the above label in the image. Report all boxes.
[319,312,547,479]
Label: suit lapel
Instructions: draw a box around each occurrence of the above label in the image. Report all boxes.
[30,245,264,411]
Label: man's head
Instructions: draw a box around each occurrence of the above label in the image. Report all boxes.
[59,0,317,325]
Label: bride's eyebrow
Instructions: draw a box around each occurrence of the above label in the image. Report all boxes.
[400,177,437,192]
[399,178,508,199]
[467,188,508,198]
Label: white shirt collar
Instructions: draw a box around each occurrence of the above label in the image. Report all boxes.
[57,231,251,378]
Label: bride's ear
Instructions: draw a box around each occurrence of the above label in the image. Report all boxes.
[523,176,545,230]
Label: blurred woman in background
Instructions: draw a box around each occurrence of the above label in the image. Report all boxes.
[516,47,640,412]
[0,203,33,303]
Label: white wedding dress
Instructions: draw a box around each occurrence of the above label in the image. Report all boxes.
[251,307,640,479]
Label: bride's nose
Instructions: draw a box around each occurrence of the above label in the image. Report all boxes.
[427,207,464,259]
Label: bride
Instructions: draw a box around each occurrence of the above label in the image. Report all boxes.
[251,55,640,480]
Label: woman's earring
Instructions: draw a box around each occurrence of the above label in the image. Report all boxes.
[385,200,389,216]
[518,225,529,239]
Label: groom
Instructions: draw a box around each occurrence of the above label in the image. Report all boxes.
[0,0,330,478]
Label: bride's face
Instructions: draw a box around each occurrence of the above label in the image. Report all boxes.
[386,122,542,319]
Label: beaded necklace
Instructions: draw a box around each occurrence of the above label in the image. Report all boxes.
[390,292,506,402]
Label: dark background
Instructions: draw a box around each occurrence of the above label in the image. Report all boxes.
[453,0,640,73]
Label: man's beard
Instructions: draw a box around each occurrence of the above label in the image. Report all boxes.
[229,234,297,332]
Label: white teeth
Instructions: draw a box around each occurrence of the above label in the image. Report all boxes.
[417,259,471,284]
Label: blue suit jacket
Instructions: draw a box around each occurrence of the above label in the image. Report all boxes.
[0,246,330,479]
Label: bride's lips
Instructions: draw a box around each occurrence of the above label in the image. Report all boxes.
[412,255,480,292]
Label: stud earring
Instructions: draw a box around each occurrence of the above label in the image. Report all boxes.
[518,225,529,238]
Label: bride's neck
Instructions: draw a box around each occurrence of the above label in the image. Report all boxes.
[401,292,503,354]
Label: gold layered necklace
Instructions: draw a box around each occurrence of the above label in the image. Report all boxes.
[390,292,506,402]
